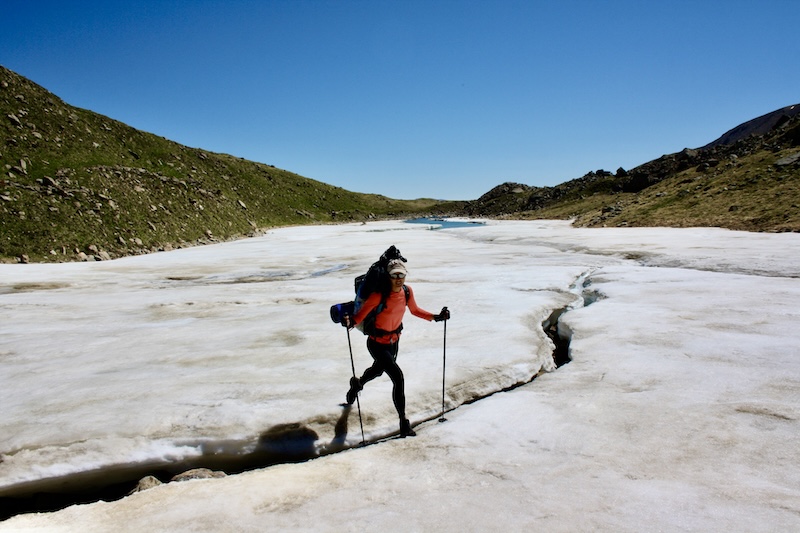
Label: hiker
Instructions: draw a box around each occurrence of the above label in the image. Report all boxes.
[342,259,450,437]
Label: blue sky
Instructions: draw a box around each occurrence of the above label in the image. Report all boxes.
[3,1,798,200]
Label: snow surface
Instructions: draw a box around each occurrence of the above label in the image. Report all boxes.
[1,219,799,531]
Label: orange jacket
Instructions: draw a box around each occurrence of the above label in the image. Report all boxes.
[353,284,434,344]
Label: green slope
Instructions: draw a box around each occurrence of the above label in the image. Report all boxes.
[1,65,445,262]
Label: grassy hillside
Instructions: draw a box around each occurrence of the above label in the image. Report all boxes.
[1,65,444,263]
[542,146,800,231]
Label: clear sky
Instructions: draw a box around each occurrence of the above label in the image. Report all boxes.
[2,1,798,200]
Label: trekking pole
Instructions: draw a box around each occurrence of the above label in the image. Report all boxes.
[439,308,448,423]
[346,326,366,446]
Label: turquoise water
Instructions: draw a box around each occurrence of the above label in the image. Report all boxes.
[405,217,486,229]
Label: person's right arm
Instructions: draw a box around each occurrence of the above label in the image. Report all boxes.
[344,292,382,327]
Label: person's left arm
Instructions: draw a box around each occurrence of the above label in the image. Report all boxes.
[406,285,449,321]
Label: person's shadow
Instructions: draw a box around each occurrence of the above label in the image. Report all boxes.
[328,404,352,451]
[227,405,358,468]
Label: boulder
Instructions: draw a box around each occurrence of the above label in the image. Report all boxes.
[129,475,163,494]
[171,468,227,482]
[775,151,800,167]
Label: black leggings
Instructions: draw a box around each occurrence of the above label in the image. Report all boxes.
[359,338,405,420]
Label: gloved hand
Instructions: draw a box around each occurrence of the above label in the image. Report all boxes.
[342,314,352,328]
[433,307,450,322]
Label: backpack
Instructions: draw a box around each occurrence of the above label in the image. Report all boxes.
[355,278,409,336]
[329,246,409,336]
[353,245,408,336]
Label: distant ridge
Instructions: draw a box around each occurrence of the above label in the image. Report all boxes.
[461,103,800,232]
[701,104,800,149]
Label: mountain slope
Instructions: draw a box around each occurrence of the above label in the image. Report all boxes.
[1,65,441,263]
[701,104,800,149]
[462,105,800,232]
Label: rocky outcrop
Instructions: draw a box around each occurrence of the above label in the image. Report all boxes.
[463,105,800,220]
[171,468,227,482]
[129,468,228,495]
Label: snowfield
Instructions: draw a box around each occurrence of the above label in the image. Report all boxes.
[1,220,799,531]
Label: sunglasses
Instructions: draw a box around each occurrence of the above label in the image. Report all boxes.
[389,272,406,279]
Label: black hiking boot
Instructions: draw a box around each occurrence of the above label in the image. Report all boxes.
[346,376,362,405]
[400,419,416,437]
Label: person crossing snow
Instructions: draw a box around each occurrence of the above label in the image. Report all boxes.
[342,258,449,437]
